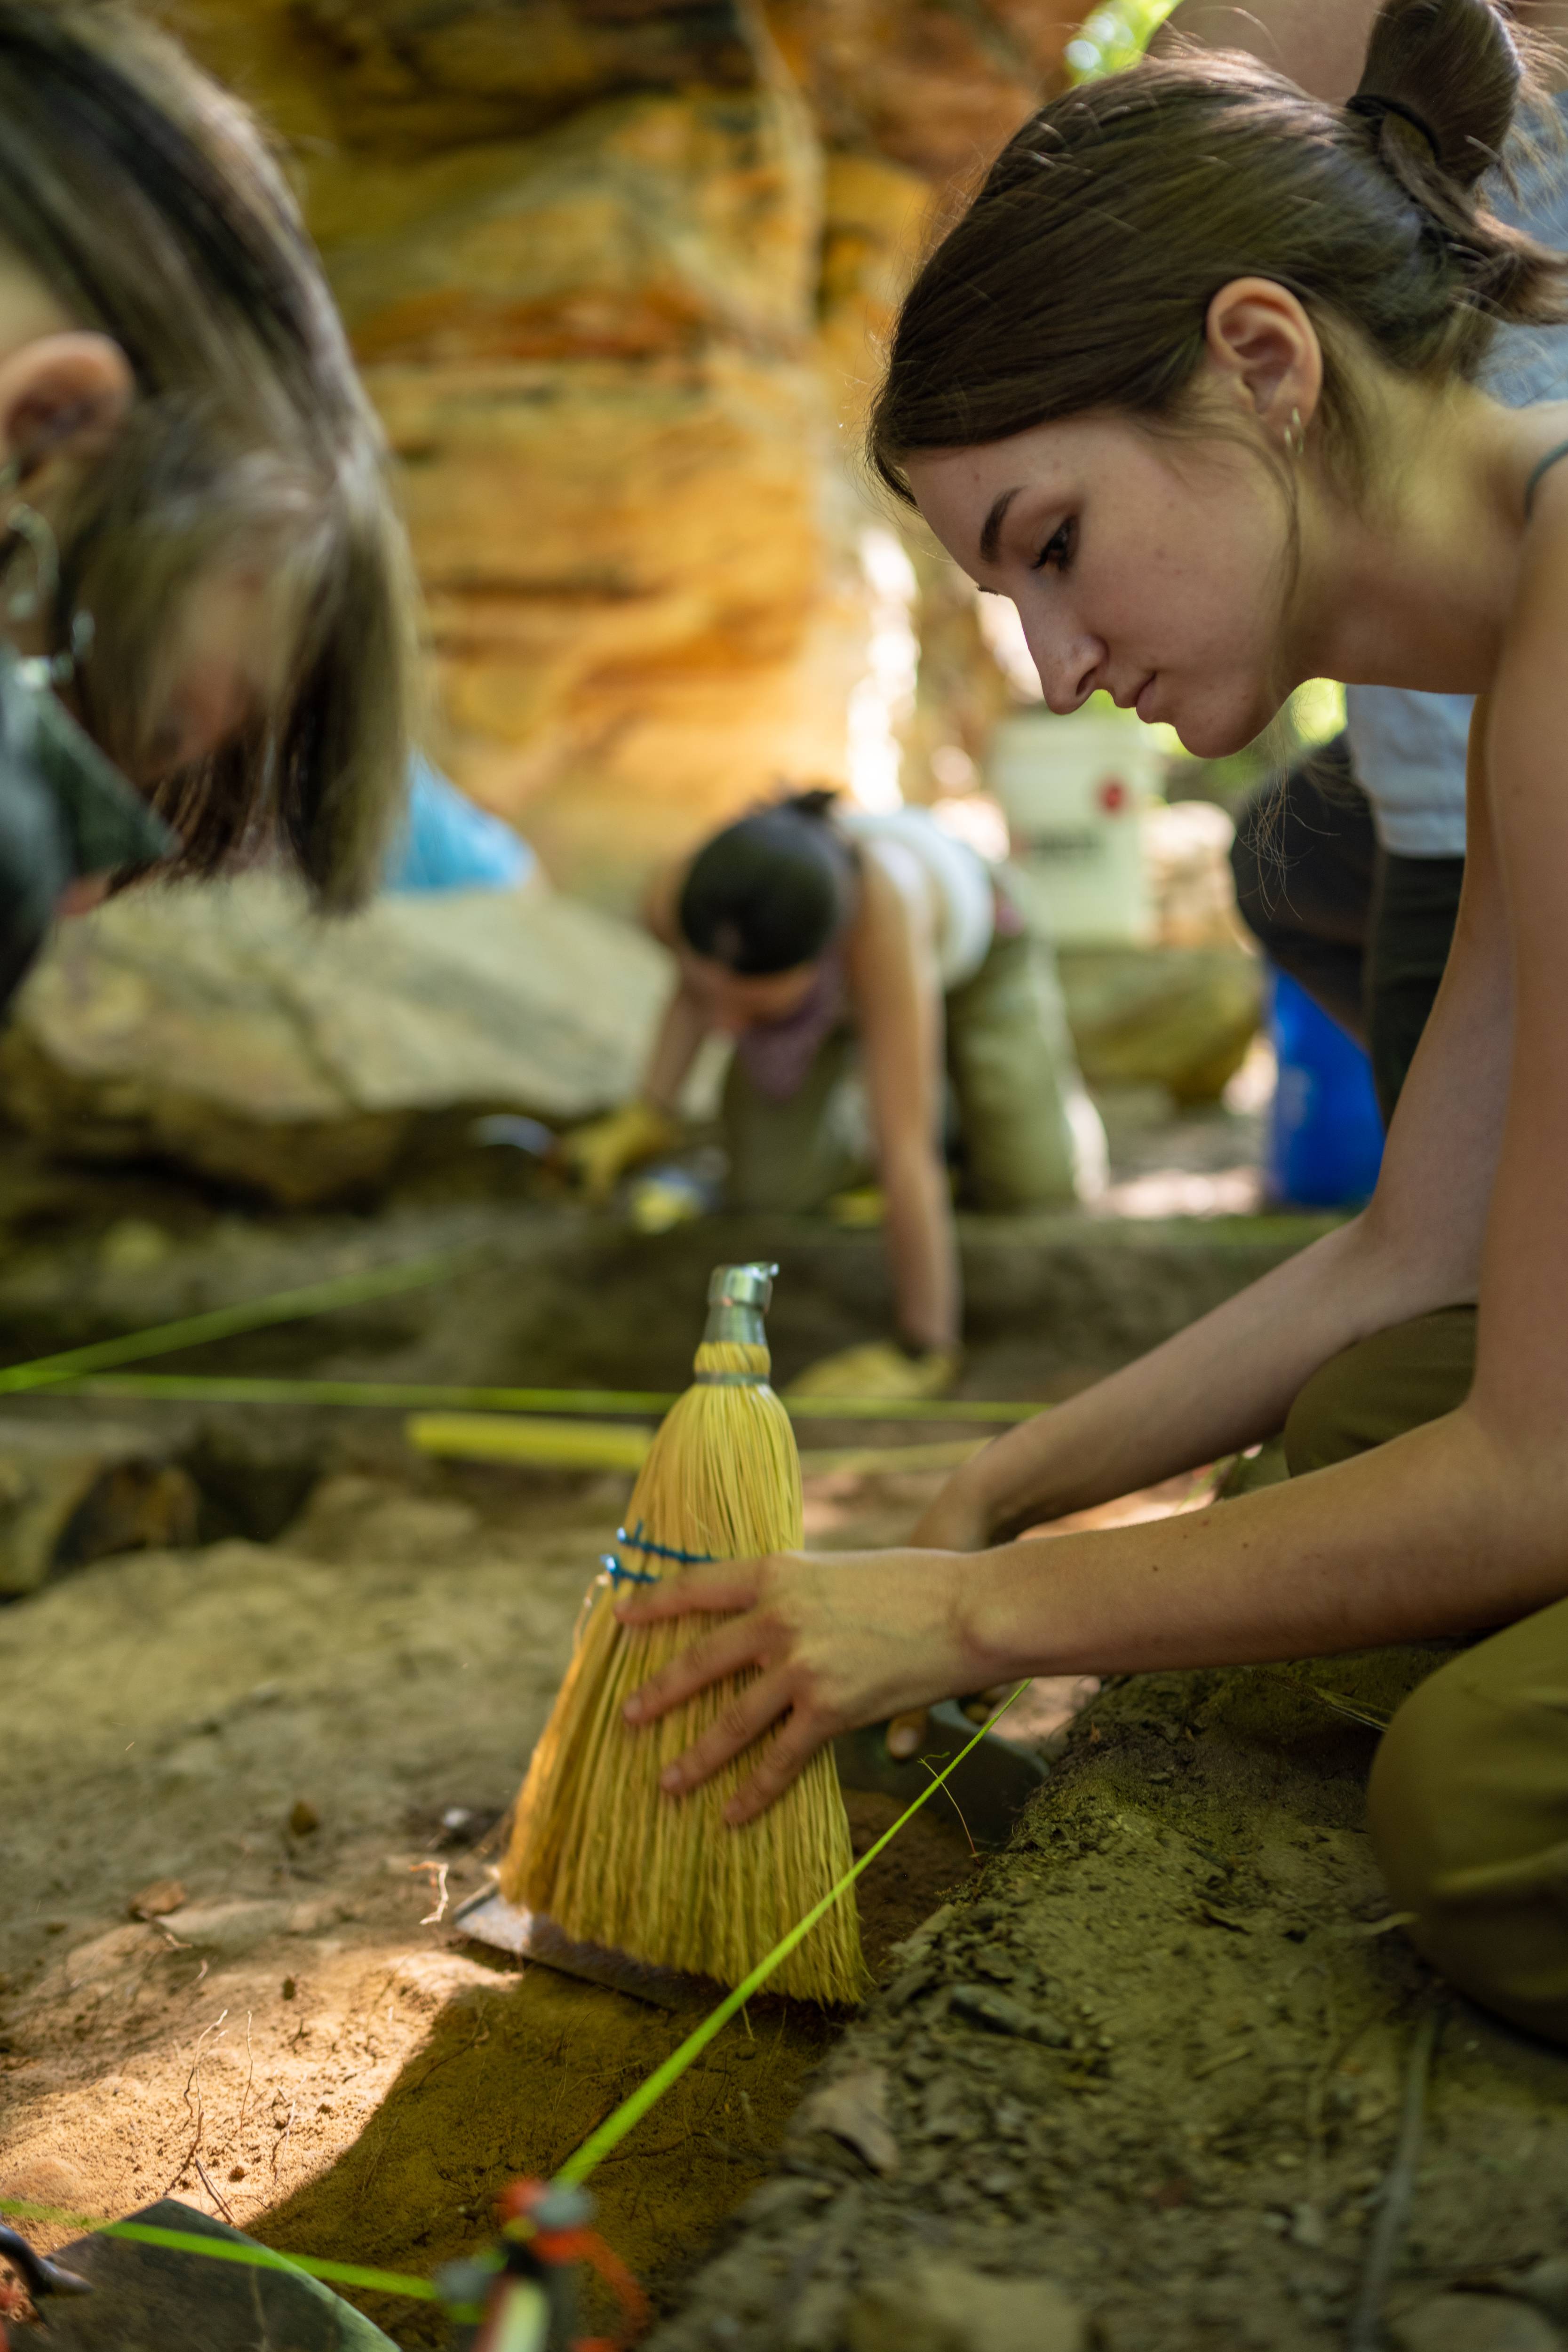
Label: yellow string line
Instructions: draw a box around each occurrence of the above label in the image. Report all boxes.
[62,1371,1047,1424]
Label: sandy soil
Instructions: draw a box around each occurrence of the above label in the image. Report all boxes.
[9,1240,1561,2350]
[0,1458,1014,2343]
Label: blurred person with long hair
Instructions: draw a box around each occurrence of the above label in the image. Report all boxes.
[0,1,416,1004]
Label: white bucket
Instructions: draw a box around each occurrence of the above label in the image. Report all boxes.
[987,709,1162,946]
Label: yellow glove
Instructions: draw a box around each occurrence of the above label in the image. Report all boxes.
[560,1099,683,1207]
[785,1339,962,1404]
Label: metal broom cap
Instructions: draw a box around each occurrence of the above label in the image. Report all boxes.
[701,1262,778,1350]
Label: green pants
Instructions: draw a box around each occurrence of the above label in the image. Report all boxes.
[723,917,1092,1215]
[1286,1308,1568,2043]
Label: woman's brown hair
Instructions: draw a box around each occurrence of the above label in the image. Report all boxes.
[869,0,1568,503]
[0,2,417,905]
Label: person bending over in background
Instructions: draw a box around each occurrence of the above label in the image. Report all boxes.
[1161,0,1568,1138]
[0,0,415,1009]
[565,789,1105,1400]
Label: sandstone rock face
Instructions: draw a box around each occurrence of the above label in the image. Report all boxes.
[770,0,1075,178]
[174,0,1065,906]
[0,881,681,1205]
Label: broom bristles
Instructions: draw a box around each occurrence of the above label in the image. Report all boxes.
[501,1337,865,2003]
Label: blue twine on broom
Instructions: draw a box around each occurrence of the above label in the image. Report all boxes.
[600,1552,658,1588]
[600,1520,717,1587]
[615,1521,716,1568]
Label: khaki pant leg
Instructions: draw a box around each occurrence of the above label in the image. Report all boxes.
[721,1029,867,1214]
[1369,1599,1568,2043]
[945,919,1100,1211]
[1282,1305,1476,1475]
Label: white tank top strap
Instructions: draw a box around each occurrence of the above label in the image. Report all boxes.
[837,804,995,990]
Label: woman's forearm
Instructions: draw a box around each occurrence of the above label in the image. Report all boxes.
[957,1396,1565,1692]
[950,1211,1466,1539]
[881,1142,960,1351]
[642,986,710,1115]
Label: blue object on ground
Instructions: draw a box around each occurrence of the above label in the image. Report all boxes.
[384,754,536,893]
[1266,967,1385,1209]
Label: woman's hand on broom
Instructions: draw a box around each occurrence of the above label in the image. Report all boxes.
[614,1548,982,1824]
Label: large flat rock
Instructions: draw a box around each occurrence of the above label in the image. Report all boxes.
[0,882,680,1207]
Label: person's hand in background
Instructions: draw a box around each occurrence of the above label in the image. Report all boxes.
[559,1098,683,1206]
[785,1337,962,1404]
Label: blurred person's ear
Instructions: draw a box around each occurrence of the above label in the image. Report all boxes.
[0,332,134,480]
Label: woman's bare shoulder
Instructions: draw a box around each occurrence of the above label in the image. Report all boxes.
[642,858,685,945]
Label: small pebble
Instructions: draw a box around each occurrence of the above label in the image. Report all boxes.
[1389,2293,1560,2352]
[949,1983,1071,2047]
[128,1878,187,1921]
[969,1944,1019,1983]
[288,1799,320,1836]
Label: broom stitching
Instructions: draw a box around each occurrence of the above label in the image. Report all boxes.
[616,1522,716,1568]
[601,1554,660,1588]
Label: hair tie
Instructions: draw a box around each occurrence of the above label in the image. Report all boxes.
[1346,91,1444,166]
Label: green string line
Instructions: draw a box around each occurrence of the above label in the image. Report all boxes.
[58,1370,1045,1425]
[0,1254,469,1397]
[556,1683,1027,2187]
[0,2201,438,2299]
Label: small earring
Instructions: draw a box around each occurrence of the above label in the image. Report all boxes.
[1283,406,1305,461]
[0,459,59,624]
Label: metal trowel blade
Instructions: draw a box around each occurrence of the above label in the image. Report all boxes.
[450,1888,718,2011]
[16,2197,395,2350]
[832,1700,1050,1848]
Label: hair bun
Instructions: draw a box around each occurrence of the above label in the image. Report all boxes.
[1352,0,1521,191]
[779,785,841,822]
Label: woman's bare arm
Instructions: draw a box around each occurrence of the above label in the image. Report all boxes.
[914,758,1508,1546]
[848,848,960,1351]
[640,984,711,1115]
[632,858,711,1112]
[615,718,1527,1817]
[898,651,1506,1543]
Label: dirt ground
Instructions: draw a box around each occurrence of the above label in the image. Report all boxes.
[0,1453,1019,2344]
[4,1120,1564,2351]
[21,1441,1568,2352]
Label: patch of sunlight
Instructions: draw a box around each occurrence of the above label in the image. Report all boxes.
[1067,0,1179,80]
[1289,677,1347,746]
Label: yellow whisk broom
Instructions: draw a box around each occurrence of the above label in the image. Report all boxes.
[499,1262,864,2004]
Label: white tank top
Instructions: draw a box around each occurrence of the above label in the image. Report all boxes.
[837,806,995,991]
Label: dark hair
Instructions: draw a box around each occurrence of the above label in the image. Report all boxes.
[0,2,416,906]
[869,0,1568,502]
[677,790,857,976]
